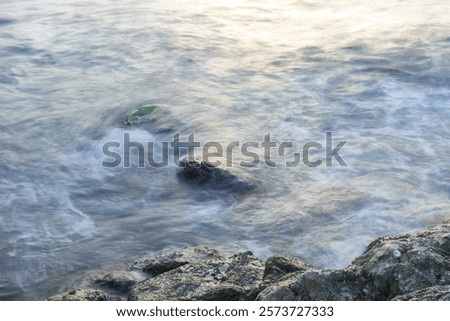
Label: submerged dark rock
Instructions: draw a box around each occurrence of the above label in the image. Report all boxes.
[48,219,450,301]
[125,105,159,125]
[177,159,254,193]
[123,104,186,134]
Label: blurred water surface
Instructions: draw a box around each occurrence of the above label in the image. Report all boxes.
[0,0,449,299]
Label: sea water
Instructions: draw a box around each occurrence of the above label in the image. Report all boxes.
[0,0,449,299]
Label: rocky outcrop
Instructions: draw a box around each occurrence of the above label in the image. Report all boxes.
[347,225,450,300]
[48,219,450,301]
[258,219,450,301]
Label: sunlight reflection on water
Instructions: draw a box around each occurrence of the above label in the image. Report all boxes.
[0,0,449,299]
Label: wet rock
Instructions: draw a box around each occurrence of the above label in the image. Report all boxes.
[124,105,160,125]
[392,285,450,301]
[177,159,253,192]
[123,104,186,134]
[48,288,109,301]
[298,187,369,217]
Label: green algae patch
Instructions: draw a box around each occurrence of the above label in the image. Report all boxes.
[125,105,160,124]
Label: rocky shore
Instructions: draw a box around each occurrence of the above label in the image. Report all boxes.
[48,218,450,301]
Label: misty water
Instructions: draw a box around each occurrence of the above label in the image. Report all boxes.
[1,0,449,299]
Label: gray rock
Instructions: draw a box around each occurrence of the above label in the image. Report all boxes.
[48,288,109,301]
[392,285,450,301]
[263,256,313,281]
[348,220,450,300]
[257,270,359,301]
[94,272,136,292]
[222,251,265,287]
[129,261,226,300]
[129,251,264,301]
[193,284,247,301]
[134,246,224,272]
[142,261,189,276]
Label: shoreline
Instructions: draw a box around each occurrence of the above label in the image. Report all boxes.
[49,218,450,301]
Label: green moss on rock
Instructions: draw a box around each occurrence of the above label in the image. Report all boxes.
[126,105,159,124]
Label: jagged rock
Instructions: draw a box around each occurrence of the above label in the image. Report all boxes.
[128,246,228,301]
[48,288,109,301]
[263,256,313,281]
[221,251,265,287]
[348,221,450,300]
[392,285,450,301]
[129,261,226,300]
[257,270,359,301]
[129,251,264,301]
[177,159,253,192]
